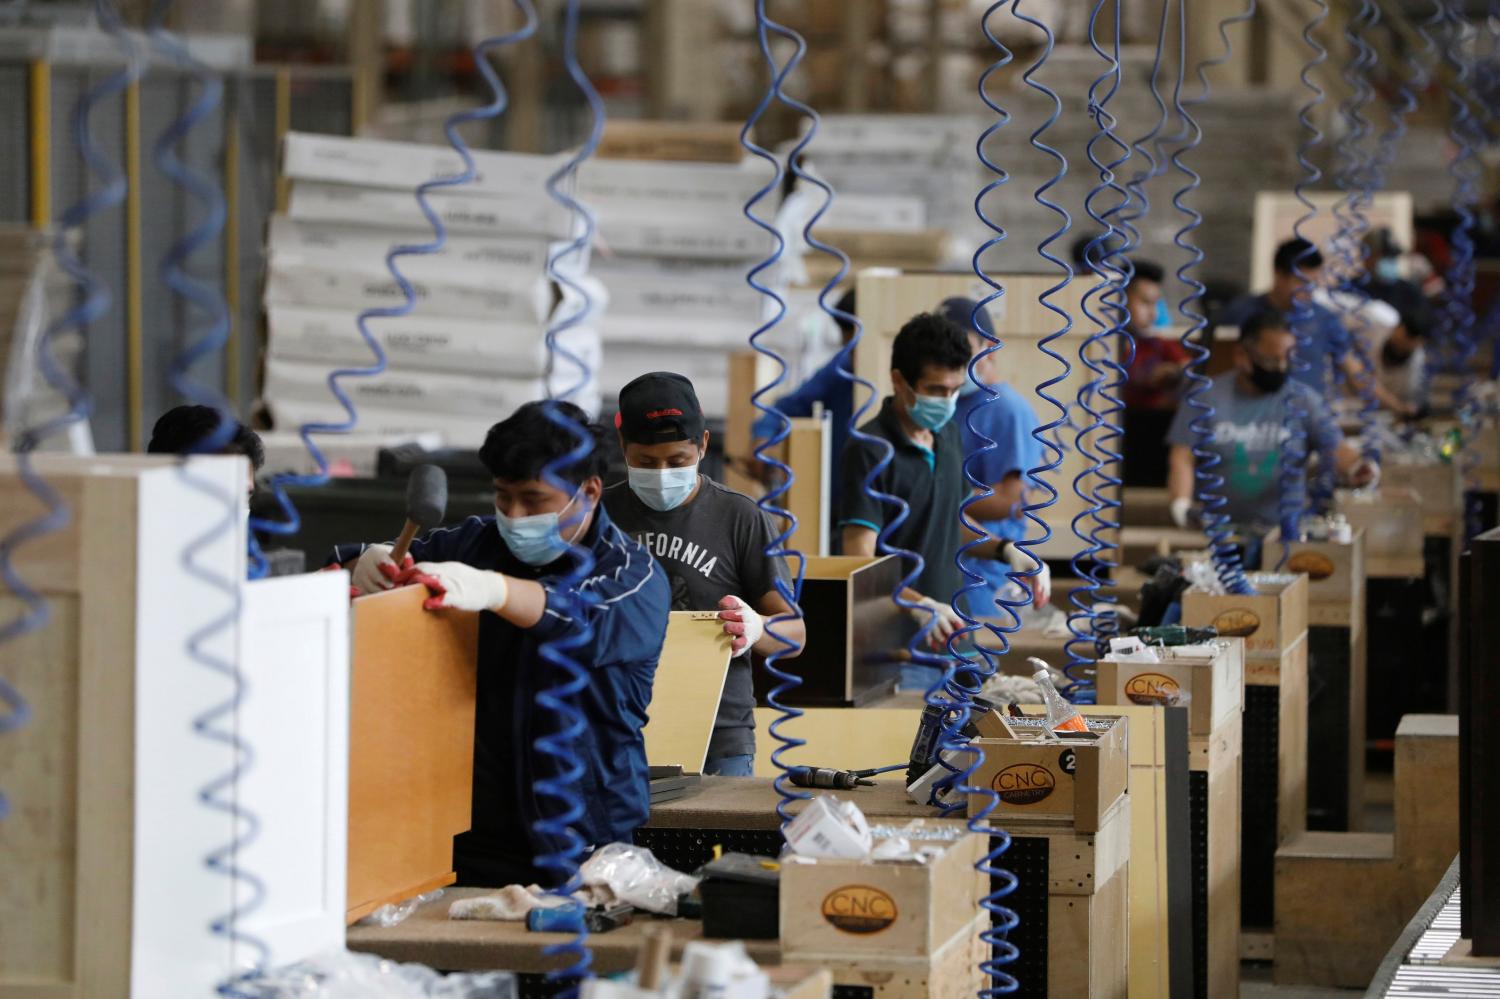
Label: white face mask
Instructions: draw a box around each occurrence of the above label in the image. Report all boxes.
[628,464,699,512]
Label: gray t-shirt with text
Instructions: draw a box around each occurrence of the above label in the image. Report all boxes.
[604,476,790,760]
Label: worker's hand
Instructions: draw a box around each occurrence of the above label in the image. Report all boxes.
[911,596,964,652]
[1005,543,1051,609]
[717,595,765,657]
[406,561,510,613]
[1346,459,1381,489]
[1169,497,1194,529]
[352,543,413,596]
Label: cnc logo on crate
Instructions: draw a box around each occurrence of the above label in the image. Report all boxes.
[1125,672,1184,707]
[991,763,1056,805]
[821,885,898,934]
[1287,552,1336,580]
[1212,608,1261,638]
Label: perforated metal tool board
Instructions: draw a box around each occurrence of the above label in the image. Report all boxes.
[1242,683,1279,929]
[1307,624,1353,831]
[1190,770,1210,997]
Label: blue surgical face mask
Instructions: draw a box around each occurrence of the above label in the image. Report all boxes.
[1375,257,1401,283]
[628,464,699,512]
[909,392,957,432]
[958,376,982,397]
[495,493,581,566]
[1154,299,1171,329]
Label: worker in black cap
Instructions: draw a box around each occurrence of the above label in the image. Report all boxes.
[605,371,803,777]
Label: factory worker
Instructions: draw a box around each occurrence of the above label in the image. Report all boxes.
[943,296,1045,618]
[839,312,1049,662]
[1215,238,1413,416]
[146,403,263,497]
[1358,308,1431,416]
[1166,310,1377,536]
[605,371,802,779]
[1121,260,1193,486]
[340,400,670,888]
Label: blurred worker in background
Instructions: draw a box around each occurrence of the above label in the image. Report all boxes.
[942,295,1045,617]
[146,403,264,497]
[1360,308,1431,416]
[1357,228,1431,319]
[1166,310,1377,546]
[839,312,1049,676]
[339,401,670,887]
[606,371,802,778]
[1120,260,1190,486]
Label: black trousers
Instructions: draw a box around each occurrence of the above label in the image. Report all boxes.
[1123,408,1177,487]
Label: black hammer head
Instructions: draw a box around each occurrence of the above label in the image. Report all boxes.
[406,463,448,530]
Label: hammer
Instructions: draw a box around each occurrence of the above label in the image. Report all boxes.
[390,464,448,565]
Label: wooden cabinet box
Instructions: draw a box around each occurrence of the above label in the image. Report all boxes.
[1335,488,1424,571]
[1263,529,1366,626]
[1384,461,1462,535]
[0,455,348,998]
[347,586,478,923]
[793,913,988,999]
[1097,638,1245,737]
[758,555,909,706]
[780,820,985,959]
[968,716,1129,832]
[1182,572,1309,661]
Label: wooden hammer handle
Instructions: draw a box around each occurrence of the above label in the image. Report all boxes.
[389,519,421,566]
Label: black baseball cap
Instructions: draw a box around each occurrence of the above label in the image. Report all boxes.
[939,296,996,337]
[615,371,705,445]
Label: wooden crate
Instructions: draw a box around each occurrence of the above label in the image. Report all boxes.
[969,716,1129,832]
[1335,488,1425,578]
[789,913,988,999]
[347,587,479,923]
[1181,572,1309,661]
[1262,529,1366,628]
[1096,637,1245,737]
[0,455,349,996]
[596,120,744,163]
[1384,460,1463,537]
[1048,867,1131,999]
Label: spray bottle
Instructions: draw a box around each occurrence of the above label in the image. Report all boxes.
[1028,658,1088,734]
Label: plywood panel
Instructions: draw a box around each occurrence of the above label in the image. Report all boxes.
[855,269,1112,561]
[348,586,479,921]
[643,612,734,773]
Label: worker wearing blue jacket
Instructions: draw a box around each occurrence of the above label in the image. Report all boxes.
[338,400,670,888]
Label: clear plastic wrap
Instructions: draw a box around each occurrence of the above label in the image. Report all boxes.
[357,889,445,928]
[241,949,515,998]
[579,842,698,916]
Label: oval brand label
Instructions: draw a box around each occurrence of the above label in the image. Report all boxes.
[991,763,1057,805]
[821,885,898,935]
[1212,608,1261,638]
[1287,552,1336,581]
[1125,671,1184,707]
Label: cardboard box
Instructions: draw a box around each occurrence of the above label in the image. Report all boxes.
[1263,528,1365,622]
[282,130,563,196]
[1096,638,1245,737]
[266,304,599,379]
[967,716,1129,832]
[814,228,949,265]
[263,357,555,418]
[1181,572,1309,660]
[595,207,777,261]
[780,820,985,959]
[591,255,765,319]
[579,157,766,213]
[263,256,552,323]
[795,913,987,999]
[288,179,575,239]
[267,214,554,284]
[596,120,745,163]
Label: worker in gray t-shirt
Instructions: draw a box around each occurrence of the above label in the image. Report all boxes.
[1166,309,1377,534]
[604,372,802,777]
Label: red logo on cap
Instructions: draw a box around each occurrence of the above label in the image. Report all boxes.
[646,408,684,420]
[613,412,623,428]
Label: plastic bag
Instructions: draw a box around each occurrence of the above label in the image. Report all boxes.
[241,949,515,998]
[357,889,445,928]
[579,843,698,916]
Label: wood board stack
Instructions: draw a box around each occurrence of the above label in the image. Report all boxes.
[263,133,602,447]
[578,156,779,421]
[1181,572,1309,953]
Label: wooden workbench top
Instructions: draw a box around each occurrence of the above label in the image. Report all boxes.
[346,887,783,974]
[645,778,941,829]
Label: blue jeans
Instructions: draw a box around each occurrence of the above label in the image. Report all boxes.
[704,753,754,777]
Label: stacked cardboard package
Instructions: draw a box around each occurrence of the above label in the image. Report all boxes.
[262,133,603,448]
[578,157,781,420]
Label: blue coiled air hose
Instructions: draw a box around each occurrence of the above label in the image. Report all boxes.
[534,0,603,990]
[1169,0,1254,596]
[1068,0,1134,703]
[738,0,810,826]
[252,5,538,573]
[1277,0,1329,564]
[944,5,1029,992]
[0,0,142,821]
[146,4,270,991]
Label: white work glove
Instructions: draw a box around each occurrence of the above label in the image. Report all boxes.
[352,543,406,596]
[911,596,964,652]
[1347,458,1381,490]
[717,595,765,657]
[1005,542,1051,609]
[1169,496,1194,529]
[408,561,510,613]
